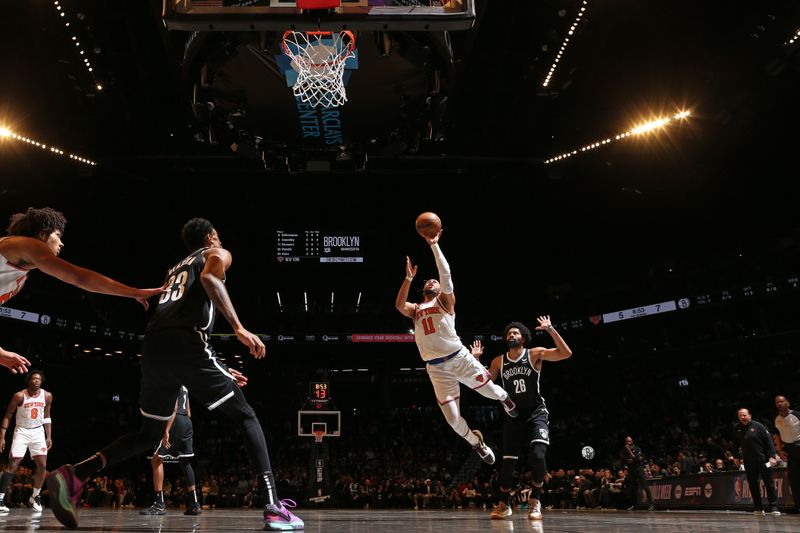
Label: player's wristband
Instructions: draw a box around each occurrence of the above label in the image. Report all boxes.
[405,276,413,281]
[43,418,52,424]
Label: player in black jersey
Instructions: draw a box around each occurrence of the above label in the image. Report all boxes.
[481,316,572,521]
[141,385,200,516]
[46,218,303,531]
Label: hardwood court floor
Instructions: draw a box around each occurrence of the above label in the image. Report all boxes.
[0,507,797,532]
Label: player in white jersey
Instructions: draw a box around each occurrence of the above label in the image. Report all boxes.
[0,207,167,374]
[0,370,52,512]
[395,229,518,464]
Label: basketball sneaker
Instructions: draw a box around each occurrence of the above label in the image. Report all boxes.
[140,502,166,515]
[45,465,83,528]
[501,397,519,418]
[471,430,495,464]
[184,502,202,515]
[29,494,43,512]
[490,501,512,519]
[263,499,304,530]
[0,496,9,512]
[528,498,543,520]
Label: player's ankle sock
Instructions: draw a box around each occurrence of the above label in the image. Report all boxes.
[187,490,198,506]
[32,487,41,498]
[155,491,165,505]
[74,453,105,480]
[0,471,13,494]
[261,471,280,506]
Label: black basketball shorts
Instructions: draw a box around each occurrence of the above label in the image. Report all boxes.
[502,406,550,457]
[139,327,237,421]
[154,415,194,460]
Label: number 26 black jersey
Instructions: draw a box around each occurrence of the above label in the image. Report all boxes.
[500,349,546,410]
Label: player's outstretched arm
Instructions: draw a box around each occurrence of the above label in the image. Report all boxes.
[488,354,503,382]
[15,237,167,305]
[533,315,573,362]
[395,256,417,318]
[427,232,455,311]
[0,347,30,374]
[200,248,265,359]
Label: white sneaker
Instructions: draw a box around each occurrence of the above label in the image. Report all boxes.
[471,430,495,464]
[528,498,543,520]
[0,496,9,512]
[29,494,43,512]
[490,501,512,519]
[753,509,765,516]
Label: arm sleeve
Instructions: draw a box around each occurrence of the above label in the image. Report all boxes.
[430,243,453,294]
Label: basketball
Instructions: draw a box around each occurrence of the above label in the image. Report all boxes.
[415,212,442,239]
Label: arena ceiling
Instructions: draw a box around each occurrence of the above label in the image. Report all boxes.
[1,0,798,338]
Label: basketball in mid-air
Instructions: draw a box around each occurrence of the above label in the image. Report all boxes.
[415,212,442,239]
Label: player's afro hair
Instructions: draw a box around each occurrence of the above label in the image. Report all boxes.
[6,207,66,238]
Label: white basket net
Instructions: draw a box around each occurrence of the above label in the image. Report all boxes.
[282,30,356,109]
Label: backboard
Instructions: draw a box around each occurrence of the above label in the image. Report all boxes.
[298,410,341,437]
[163,0,476,32]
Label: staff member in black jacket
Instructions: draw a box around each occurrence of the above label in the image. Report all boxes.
[735,408,781,516]
[775,395,800,514]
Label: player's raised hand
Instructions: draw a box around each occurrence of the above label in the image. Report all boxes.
[230,368,249,388]
[535,315,552,330]
[424,228,443,245]
[470,340,484,359]
[236,327,266,359]
[405,256,418,279]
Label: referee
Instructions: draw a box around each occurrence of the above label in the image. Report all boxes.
[775,395,800,514]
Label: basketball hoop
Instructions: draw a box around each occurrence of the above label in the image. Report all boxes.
[282,30,356,109]
[313,429,325,443]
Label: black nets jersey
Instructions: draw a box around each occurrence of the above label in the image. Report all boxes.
[176,385,189,416]
[146,248,217,334]
[500,349,546,409]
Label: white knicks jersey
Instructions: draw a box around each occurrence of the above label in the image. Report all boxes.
[0,248,30,306]
[414,298,463,361]
[16,389,47,429]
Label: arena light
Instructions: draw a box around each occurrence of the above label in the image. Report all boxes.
[543,0,589,87]
[544,110,691,164]
[53,0,103,92]
[788,27,800,45]
[0,126,97,166]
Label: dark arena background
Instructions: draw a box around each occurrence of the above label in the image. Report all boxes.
[1,1,800,532]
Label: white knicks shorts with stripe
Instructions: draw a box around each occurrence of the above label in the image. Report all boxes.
[10,426,48,458]
[425,348,493,404]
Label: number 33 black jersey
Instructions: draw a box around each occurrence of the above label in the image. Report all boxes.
[146,247,217,334]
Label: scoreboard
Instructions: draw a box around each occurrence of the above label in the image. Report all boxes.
[309,382,330,405]
[276,230,363,263]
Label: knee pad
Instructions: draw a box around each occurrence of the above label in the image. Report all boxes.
[529,443,547,481]
[500,457,518,491]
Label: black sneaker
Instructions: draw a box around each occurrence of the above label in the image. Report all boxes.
[501,397,519,418]
[184,503,202,515]
[140,502,166,515]
[29,494,43,512]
